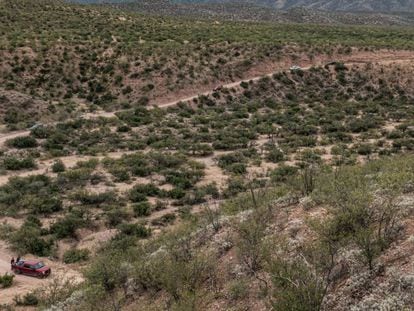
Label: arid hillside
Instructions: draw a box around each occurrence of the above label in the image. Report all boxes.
[105,0,414,25]
[0,1,414,310]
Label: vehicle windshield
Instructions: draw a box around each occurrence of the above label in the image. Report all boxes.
[33,262,45,269]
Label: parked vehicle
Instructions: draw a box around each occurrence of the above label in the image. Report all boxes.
[289,65,302,71]
[28,123,44,131]
[12,260,51,278]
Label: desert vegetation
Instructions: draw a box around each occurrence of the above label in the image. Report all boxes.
[1,0,414,126]
[0,0,414,310]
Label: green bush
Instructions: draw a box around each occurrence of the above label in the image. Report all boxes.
[3,157,36,170]
[9,223,52,256]
[118,223,151,238]
[151,213,176,226]
[50,214,85,239]
[0,273,14,288]
[356,144,373,155]
[0,174,60,215]
[267,148,285,163]
[14,292,39,306]
[31,126,51,139]
[271,165,298,183]
[72,190,117,207]
[30,196,62,215]
[227,163,247,175]
[129,190,148,203]
[130,184,159,197]
[109,167,130,182]
[105,208,130,227]
[63,249,90,264]
[52,159,66,172]
[268,255,326,311]
[133,201,152,217]
[6,136,38,148]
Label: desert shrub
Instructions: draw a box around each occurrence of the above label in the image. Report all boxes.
[84,252,127,296]
[51,159,65,172]
[168,187,186,199]
[165,168,203,189]
[105,208,130,227]
[234,207,271,273]
[223,177,247,198]
[271,165,298,183]
[44,131,70,151]
[151,213,176,226]
[130,184,159,197]
[267,254,327,311]
[334,62,348,71]
[3,156,36,170]
[9,220,52,256]
[356,143,373,155]
[0,174,60,215]
[34,277,79,308]
[57,168,93,188]
[31,125,51,139]
[75,158,99,169]
[109,167,130,182]
[116,106,153,127]
[227,162,247,175]
[240,81,249,89]
[0,273,14,288]
[133,201,152,217]
[133,228,217,303]
[14,292,39,306]
[218,152,246,173]
[6,136,38,148]
[63,249,90,263]
[228,279,248,301]
[72,190,117,207]
[129,189,148,203]
[117,124,131,133]
[30,196,62,215]
[266,147,285,163]
[312,158,413,270]
[50,212,86,239]
[346,117,379,133]
[118,223,151,238]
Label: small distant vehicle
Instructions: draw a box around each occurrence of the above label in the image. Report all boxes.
[12,260,51,278]
[289,65,302,71]
[213,85,223,92]
[29,123,44,131]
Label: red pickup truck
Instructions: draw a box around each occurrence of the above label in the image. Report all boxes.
[12,260,51,278]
